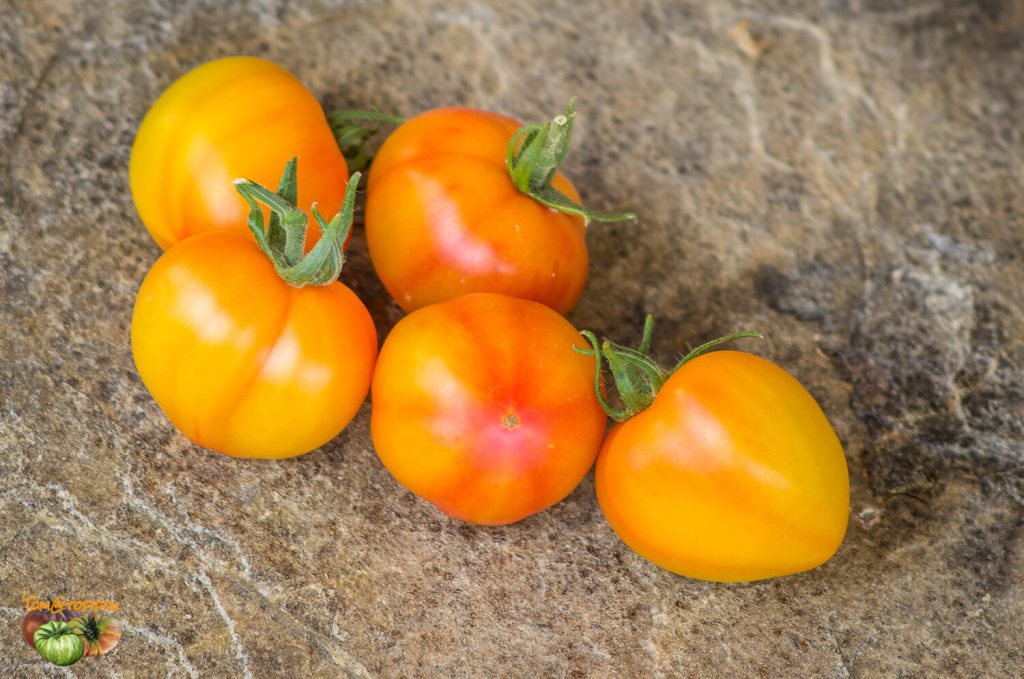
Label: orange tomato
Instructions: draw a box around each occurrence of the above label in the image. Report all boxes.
[129,56,347,250]
[593,349,849,582]
[131,230,377,459]
[366,106,628,314]
[370,293,607,524]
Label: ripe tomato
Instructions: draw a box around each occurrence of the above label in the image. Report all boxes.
[131,169,377,459]
[365,103,632,314]
[69,615,121,657]
[130,56,348,250]
[22,606,72,647]
[22,611,52,647]
[370,293,607,524]
[581,322,849,581]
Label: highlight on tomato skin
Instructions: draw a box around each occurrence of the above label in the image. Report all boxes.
[369,292,609,525]
[579,320,850,582]
[129,56,349,251]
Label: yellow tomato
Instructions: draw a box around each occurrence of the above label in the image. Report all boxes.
[578,318,849,582]
[131,169,376,459]
[131,232,376,458]
[129,56,347,250]
[595,350,849,581]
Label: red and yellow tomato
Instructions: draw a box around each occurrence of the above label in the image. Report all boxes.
[70,615,121,657]
[365,107,591,313]
[595,349,849,582]
[370,293,607,524]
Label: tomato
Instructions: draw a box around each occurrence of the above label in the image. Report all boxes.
[34,621,84,666]
[22,608,71,647]
[22,611,51,647]
[131,167,377,459]
[130,56,348,250]
[70,615,121,657]
[580,320,849,582]
[365,103,632,314]
[370,293,607,524]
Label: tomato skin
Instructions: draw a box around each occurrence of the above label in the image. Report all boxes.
[130,57,348,250]
[131,231,377,459]
[370,293,606,524]
[596,351,849,582]
[365,108,589,314]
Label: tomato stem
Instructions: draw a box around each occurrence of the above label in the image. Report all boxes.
[670,331,763,372]
[576,315,762,421]
[233,158,361,287]
[506,98,636,225]
[327,109,406,174]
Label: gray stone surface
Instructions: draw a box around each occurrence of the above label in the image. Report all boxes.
[2,0,1023,676]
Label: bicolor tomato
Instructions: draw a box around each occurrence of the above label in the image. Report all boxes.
[580,319,849,582]
[70,615,122,657]
[365,102,632,313]
[370,293,607,524]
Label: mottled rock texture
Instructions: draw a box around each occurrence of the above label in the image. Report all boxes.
[2,0,1023,676]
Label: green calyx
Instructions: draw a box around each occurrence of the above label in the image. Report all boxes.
[327,109,407,174]
[234,158,360,288]
[576,315,761,421]
[506,98,635,224]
